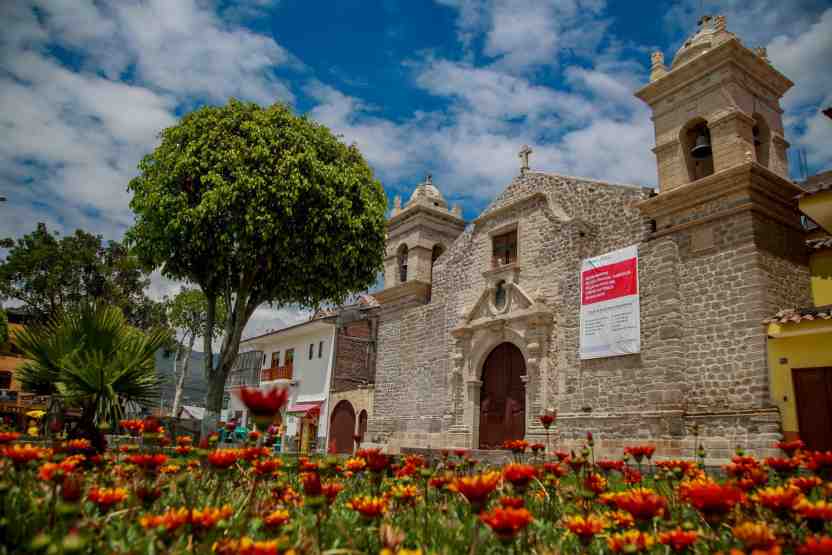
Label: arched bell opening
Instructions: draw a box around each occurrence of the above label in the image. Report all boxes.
[397,244,409,284]
[752,113,771,169]
[681,119,714,182]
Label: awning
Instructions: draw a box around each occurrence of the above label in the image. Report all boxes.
[286,401,322,414]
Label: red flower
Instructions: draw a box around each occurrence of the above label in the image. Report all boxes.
[175,445,193,456]
[240,447,270,461]
[679,479,744,520]
[499,496,525,509]
[263,509,290,528]
[789,476,823,493]
[530,443,545,453]
[190,505,233,532]
[611,487,667,521]
[0,432,21,444]
[623,445,656,462]
[752,486,802,512]
[253,458,282,477]
[120,419,144,435]
[301,472,323,496]
[555,451,570,461]
[539,413,556,429]
[623,467,643,485]
[452,471,501,510]
[61,474,83,503]
[597,459,625,473]
[503,463,537,490]
[806,451,832,475]
[363,448,390,473]
[503,439,529,454]
[480,507,533,541]
[65,438,92,454]
[176,435,193,446]
[140,507,190,533]
[322,481,343,504]
[207,449,240,470]
[237,387,288,422]
[607,530,655,553]
[454,449,468,458]
[654,459,696,477]
[3,444,50,466]
[584,472,608,495]
[798,536,832,555]
[659,529,699,552]
[543,462,568,477]
[126,453,168,471]
[765,457,800,475]
[796,499,832,523]
[142,416,163,434]
[775,439,805,457]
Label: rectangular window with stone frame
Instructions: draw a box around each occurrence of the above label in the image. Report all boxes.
[492,230,517,266]
[271,351,280,368]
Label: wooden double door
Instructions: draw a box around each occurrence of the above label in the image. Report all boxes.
[329,400,356,454]
[792,367,832,451]
[479,343,526,449]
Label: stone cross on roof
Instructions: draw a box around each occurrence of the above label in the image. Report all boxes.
[518,145,532,175]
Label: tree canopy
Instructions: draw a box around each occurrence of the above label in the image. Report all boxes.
[0,308,7,346]
[0,223,168,331]
[126,99,387,431]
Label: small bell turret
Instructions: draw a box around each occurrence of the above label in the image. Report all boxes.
[690,131,712,159]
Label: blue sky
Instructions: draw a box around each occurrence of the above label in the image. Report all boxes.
[1,0,830,336]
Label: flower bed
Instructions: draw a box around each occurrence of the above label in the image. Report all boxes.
[0,431,830,554]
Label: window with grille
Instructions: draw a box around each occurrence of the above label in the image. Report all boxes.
[492,230,517,266]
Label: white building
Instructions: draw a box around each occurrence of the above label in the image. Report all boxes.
[224,314,337,452]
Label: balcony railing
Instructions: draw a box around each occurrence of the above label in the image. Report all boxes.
[261,365,293,382]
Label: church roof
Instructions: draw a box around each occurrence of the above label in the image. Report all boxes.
[672,15,736,69]
[764,307,832,325]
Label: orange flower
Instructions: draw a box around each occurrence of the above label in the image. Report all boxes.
[87,487,128,510]
[120,419,144,434]
[612,487,667,521]
[176,435,193,446]
[607,530,655,553]
[597,459,626,473]
[344,457,367,472]
[564,514,607,542]
[452,471,501,510]
[38,456,82,482]
[584,472,607,494]
[140,507,190,533]
[732,522,778,550]
[240,446,271,462]
[191,505,233,531]
[503,463,536,490]
[765,457,800,475]
[679,479,744,519]
[659,529,699,552]
[608,510,635,529]
[126,453,168,471]
[346,495,388,519]
[0,432,21,444]
[655,459,697,477]
[797,536,832,555]
[263,508,290,528]
[389,483,420,505]
[212,537,290,555]
[207,449,240,470]
[752,486,802,512]
[503,439,529,454]
[160,464,181,474]
[65,438,92,453]
[480,507,533,541]
[175,445,193,456]
[790,476,823,493]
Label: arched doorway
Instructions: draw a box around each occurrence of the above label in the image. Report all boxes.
[330,400,356,454]
[479,343,526,449]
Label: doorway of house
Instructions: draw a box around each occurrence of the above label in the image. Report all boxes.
[792,367,832,451]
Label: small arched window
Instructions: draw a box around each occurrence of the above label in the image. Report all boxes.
[397,244,408,284]
[682,119,714,182]
[494,280,507,310]
[752,113,770,168]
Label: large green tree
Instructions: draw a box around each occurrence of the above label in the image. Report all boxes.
[0,307,7,346]
[0,223,168,330]
[127,99,387,434]
[167,288,227,417]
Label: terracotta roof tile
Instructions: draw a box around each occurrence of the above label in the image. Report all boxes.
[764,307,832,324]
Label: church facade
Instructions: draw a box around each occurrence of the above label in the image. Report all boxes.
[369,15,812,462]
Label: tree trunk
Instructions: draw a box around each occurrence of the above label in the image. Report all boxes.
[201,294,218,438]
[171,334,195,418]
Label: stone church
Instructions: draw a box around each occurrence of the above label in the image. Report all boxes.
[369,15,812,462]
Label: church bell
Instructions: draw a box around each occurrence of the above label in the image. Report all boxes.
[690,132,712,159]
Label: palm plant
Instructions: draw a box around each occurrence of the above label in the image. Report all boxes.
[15,303,166,437]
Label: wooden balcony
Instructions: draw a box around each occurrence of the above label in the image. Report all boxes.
[261,365,293,382]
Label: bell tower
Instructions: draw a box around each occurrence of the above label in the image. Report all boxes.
[376,175,465,308]
[638,15,792,193]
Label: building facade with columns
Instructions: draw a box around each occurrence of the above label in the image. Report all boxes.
[368,15,820,462]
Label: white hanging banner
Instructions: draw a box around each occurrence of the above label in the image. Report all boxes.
[579,245,640,359]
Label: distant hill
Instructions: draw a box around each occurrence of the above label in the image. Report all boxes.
[154,349,218,410]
